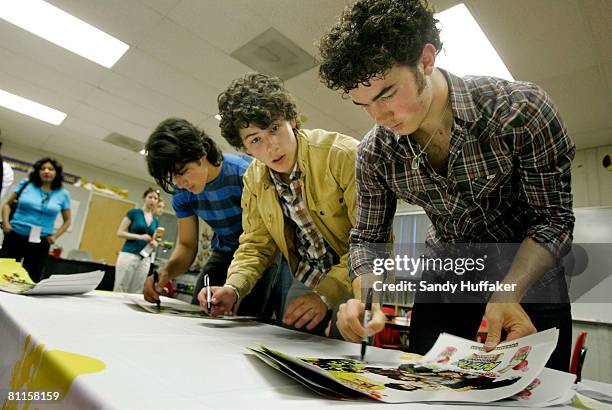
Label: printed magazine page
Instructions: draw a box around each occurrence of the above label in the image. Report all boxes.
[128,295,258,320]
[251,329,574,404]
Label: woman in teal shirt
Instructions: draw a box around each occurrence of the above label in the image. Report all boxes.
[114,188,160,293]
[1,157,71,281]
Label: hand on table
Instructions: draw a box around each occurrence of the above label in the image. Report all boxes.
[283,293,328,331]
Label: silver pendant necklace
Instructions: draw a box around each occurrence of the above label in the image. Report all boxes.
[408,99,451,170]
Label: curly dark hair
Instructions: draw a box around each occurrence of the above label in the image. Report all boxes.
[29,157,64,190]
[318,0,442,94]
[217,73,300,150]
[145,118,222,194]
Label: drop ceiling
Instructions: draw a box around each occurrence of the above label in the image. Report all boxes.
[0,0,610,184]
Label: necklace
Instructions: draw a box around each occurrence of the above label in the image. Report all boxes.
[407,99,451,170]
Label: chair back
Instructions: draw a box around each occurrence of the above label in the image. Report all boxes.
[569,331,587,382]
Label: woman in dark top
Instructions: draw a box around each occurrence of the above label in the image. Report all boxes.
[113,188,159,293]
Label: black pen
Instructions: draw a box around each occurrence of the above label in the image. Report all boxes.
[360,288,373,362]
[153,270,161,309]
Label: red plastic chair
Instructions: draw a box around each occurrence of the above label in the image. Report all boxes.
[373,307,402,348]
[569,331,587,382]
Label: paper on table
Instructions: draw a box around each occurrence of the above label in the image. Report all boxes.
[0,258,36,292]
[250,329,572,405]
[0,268,104,295]
[128,295,258,320]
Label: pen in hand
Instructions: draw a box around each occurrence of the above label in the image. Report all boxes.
[153,270,161,309]
[360,288,373,362]
[204,274,211,312]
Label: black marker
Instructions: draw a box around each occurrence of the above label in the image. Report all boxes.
[360,288,373,362]
[153,270,161,309]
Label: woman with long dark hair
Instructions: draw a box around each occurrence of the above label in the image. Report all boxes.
[1,157,71,281]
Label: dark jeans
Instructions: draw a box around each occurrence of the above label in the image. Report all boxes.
[408,301,572,371]
[0,230,51,282]
[191,251,287,322]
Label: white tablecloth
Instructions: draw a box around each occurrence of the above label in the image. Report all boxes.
[0,291,599,409]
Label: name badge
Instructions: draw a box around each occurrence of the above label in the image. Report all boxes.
[28,226,42,243]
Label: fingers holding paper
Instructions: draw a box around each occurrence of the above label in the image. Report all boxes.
[483,302,537,350]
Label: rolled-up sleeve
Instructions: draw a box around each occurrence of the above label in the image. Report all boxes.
[517,88,576,258]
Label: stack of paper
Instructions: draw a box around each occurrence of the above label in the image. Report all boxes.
[0,258,104,295]
[250,329,576,405]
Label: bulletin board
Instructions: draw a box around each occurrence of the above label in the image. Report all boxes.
[79,193,135,265]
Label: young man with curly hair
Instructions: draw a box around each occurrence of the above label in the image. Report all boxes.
[143,118,282,319]
[318,0,575,370]
[200,73,357,334]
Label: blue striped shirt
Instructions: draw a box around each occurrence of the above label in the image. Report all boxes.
[172,153,253,253]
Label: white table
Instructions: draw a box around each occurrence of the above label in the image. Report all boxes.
[0,291,602,409]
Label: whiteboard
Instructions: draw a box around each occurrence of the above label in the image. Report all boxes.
[395,207,612,324]
[570,207,612,324]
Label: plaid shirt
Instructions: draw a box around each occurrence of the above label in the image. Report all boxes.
[350,69,575,285]
[270,165,337,288]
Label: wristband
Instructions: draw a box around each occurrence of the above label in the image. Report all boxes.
[223,284,240,302]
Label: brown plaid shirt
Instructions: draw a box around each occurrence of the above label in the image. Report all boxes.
[349,69,576,285]
[270,165,336,288]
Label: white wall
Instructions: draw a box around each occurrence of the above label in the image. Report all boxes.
[572,145,612,207]
[1,141,173,208]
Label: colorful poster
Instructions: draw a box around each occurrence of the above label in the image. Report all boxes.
[250,329,575,405]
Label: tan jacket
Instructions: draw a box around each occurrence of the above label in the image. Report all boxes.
[226,128,358,306]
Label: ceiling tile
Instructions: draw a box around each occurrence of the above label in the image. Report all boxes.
[468,0,596,81]
[70,103,151,142]
[536,65,612,140]
[0,111,51,147]
[242,0,351,56]
[168,0,268,54]
[0,70,78,114]
[112,48,219,115]
[0,47,96,102]
[136,0,182,16]
[98,72,204,124]
[135,18,251,91]
[85,89,165,131]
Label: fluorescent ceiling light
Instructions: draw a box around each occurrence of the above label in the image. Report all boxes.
[435,4,513,80]
[0,88,66,125]
[0,0,129,68]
